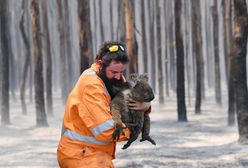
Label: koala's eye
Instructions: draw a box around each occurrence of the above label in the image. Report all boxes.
[134,82,141,89]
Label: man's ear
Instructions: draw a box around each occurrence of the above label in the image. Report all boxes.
[96,60,104,66]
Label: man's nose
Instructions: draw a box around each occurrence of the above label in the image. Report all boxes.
[114,73,121,80]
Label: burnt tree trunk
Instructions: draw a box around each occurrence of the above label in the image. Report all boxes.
[148,0,156,91]
[8,28,16,102]
[30,0,48,127]
[93,0,98,53]
[156,1,164,104]
[64,1,73,91]
[29,51,33,103]
[109,0,114,40]
[184,0,191,106]
[99,0,105,43]
[124,0,138,73]
[87,8,94,65]
[117,0,125,42]
[41,0,53,115]
[78,0,90,74]
[205,1,213,88]
[19,0,30,115]
[212,0,222,106]
[232,0,248,144]
[175,0,187,122]
[226,0,235,126]
[57,0,68,104]
[164,0,169,97]
[168,0,176,93]
[191,0,203,114]
[141,0,148,73]
[200,3,205,100]
[221,0,228,83]
[0,0,10,125]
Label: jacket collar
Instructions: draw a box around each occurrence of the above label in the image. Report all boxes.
[90,63,101,74]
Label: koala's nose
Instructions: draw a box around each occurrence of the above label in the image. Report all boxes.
[149,88,155,100]
[150,94,155,101]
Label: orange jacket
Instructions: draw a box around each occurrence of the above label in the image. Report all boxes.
[58,63,130,160]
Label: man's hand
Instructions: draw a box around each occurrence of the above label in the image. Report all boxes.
[128,98,151,111]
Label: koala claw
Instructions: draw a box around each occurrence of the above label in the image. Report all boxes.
[112,124,124,141]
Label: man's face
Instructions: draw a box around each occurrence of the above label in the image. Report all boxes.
[98,60,126,99]
[105,61,126,80]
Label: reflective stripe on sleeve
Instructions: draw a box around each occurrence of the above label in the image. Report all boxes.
[92,119,115,136]
[82,69,96,75]
[62,128,111,145]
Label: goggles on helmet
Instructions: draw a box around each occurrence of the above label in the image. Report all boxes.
[108,45,125,53]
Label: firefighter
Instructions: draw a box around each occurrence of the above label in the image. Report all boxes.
[57,41,151,168]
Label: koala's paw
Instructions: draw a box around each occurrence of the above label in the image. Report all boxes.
[140,136,156,145]
[112,124,124,141]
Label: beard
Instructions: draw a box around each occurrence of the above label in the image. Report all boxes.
[98,67,125,99]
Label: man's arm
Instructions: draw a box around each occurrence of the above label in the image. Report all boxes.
[79,83,130,142]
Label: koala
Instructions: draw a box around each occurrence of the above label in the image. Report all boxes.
[110,73,156,149]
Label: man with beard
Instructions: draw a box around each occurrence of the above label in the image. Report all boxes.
[57,41,151,168]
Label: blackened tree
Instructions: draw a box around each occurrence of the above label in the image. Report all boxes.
[30,0,48,127]
[232,0,248,144]
[78,0,90,74]
[175,0,187,122]
[0,0,10,125]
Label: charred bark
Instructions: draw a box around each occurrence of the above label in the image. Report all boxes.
[175,0,187,122]
[141,0,148,73]
[41,0,53,115]
[164,0,169,97]
[211,0,222,106]
[232,0,248,144]
[0,0,10,125]
[99,0,105,43]
[168,1,176,93]
[124,0,138,73]
[191,0,203,114]
[57,0,68,104]
[109,0,114,40]
[148,0,156,91]
[78,0,90,74]
[156,1,164,104]
[19,0,31,115]
[30,0,48,127]
[117,0,125,42]
[226,0,235,126]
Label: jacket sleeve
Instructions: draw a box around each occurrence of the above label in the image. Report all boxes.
[78,82,130,142]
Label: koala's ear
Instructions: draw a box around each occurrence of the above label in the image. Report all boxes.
[129,73,138,87]
[139,73,149,82]
[129,73,138,82]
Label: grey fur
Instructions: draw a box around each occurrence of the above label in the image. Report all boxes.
[110,73,156,149]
